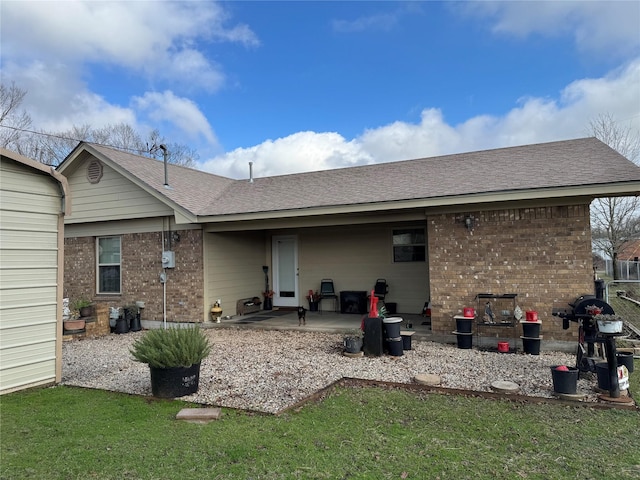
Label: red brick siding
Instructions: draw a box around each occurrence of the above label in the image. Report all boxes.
[428,205,593,341]
[64,229,204,323]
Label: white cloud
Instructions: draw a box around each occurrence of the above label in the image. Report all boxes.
[201,131,372,179]
[1,60,136,132]
[203,58,640,178]
[133,91,218,146]
[332,12,400,33]
[457,1,640,58]
[1,1,258,91]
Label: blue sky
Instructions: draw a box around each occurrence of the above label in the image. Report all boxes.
[1,1,639,178]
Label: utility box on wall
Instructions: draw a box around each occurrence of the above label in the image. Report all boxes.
[162,251,175,268]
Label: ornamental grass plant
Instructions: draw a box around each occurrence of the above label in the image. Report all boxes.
[130,326,211,369]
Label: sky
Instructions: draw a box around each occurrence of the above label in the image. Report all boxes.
[1,1,639,179]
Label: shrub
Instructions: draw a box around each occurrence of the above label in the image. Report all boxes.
[130,327,211,369]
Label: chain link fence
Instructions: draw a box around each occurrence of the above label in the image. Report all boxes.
[603,260,640,280]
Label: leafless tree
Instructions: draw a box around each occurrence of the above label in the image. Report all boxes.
[588,113,640,279]
[0,82,33,152]
[0,82,198,168]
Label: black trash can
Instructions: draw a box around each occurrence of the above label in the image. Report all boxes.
[363,317,383,356]
[594,279,605,300]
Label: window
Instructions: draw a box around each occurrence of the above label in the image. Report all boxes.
[97,236,121,294]
[392,228,425,262]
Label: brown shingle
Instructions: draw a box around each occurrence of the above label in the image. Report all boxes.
[79,138,640,217]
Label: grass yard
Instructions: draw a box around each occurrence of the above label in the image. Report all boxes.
[1,364,639,480]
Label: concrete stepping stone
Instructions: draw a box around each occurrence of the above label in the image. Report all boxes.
[414,373,441,386]
[176,408,221,424]
[490,380,520,394]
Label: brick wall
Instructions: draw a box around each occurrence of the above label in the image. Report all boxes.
[64,229,204,323]
[428,205,593,341]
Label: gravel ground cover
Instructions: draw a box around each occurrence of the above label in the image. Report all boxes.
[62,328,600,414]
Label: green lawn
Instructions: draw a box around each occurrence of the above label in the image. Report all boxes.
[2,364,638,480]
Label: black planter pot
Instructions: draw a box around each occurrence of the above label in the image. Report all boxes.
[150,363,201,398]
[344,336,363,353]
[455,317,473,334]
[617,352,634,373]
[263,298,273,311]
[308,301,319,312]
[521,336,541,355]
[550,365,578,394]
[115,317,129,334]
[130,313,142,332]
[522,322,541,338]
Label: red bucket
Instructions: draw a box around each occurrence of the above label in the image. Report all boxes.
[497,342,510,353]
[526,311,538,322]
[463,307,475,318]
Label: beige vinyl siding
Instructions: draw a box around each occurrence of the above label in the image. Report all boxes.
[65,162,173,223]
[204,231,266,318]
[203,223,428,315]
[0,159,61,394]
[297,222,429,314]
[65,217,200,238]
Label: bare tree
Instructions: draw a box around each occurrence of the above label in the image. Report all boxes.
[0,82,33,151]
[588,113,640,279]
[1,82,200,167]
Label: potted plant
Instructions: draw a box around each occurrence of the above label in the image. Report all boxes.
[130,327,211,398]
[306,290,321,311]
[263,290,274,311]
[343,328,363,354]
[593,313,624,334]
[71,297,93,318]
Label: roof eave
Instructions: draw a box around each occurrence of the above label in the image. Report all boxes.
[194,181,640,224]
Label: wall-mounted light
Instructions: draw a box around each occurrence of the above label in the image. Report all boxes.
[172,231,181,243]
[464,215,475,230]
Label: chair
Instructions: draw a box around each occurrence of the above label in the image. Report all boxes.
[371,279,388,313]
[319,279,338,314]
[373,279,388,301]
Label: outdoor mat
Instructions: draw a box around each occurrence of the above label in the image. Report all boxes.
[234,310,294,323]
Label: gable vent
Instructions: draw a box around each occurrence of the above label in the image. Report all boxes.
[86,159,103,184]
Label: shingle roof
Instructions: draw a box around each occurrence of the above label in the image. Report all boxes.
[72,137,640,218]
[85,144,234,215]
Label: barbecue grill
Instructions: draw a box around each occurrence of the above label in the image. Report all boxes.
[552,294,615,372]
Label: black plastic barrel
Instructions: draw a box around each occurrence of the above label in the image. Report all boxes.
[550,366,578,394]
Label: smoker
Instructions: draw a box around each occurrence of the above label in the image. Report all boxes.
[552,294,614,372]
[553,294,628,400]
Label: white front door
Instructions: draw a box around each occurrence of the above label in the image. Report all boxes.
[272,235,298,307]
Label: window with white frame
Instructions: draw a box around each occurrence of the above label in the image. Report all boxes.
[392,228,425,262]
[97,236,121,294]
